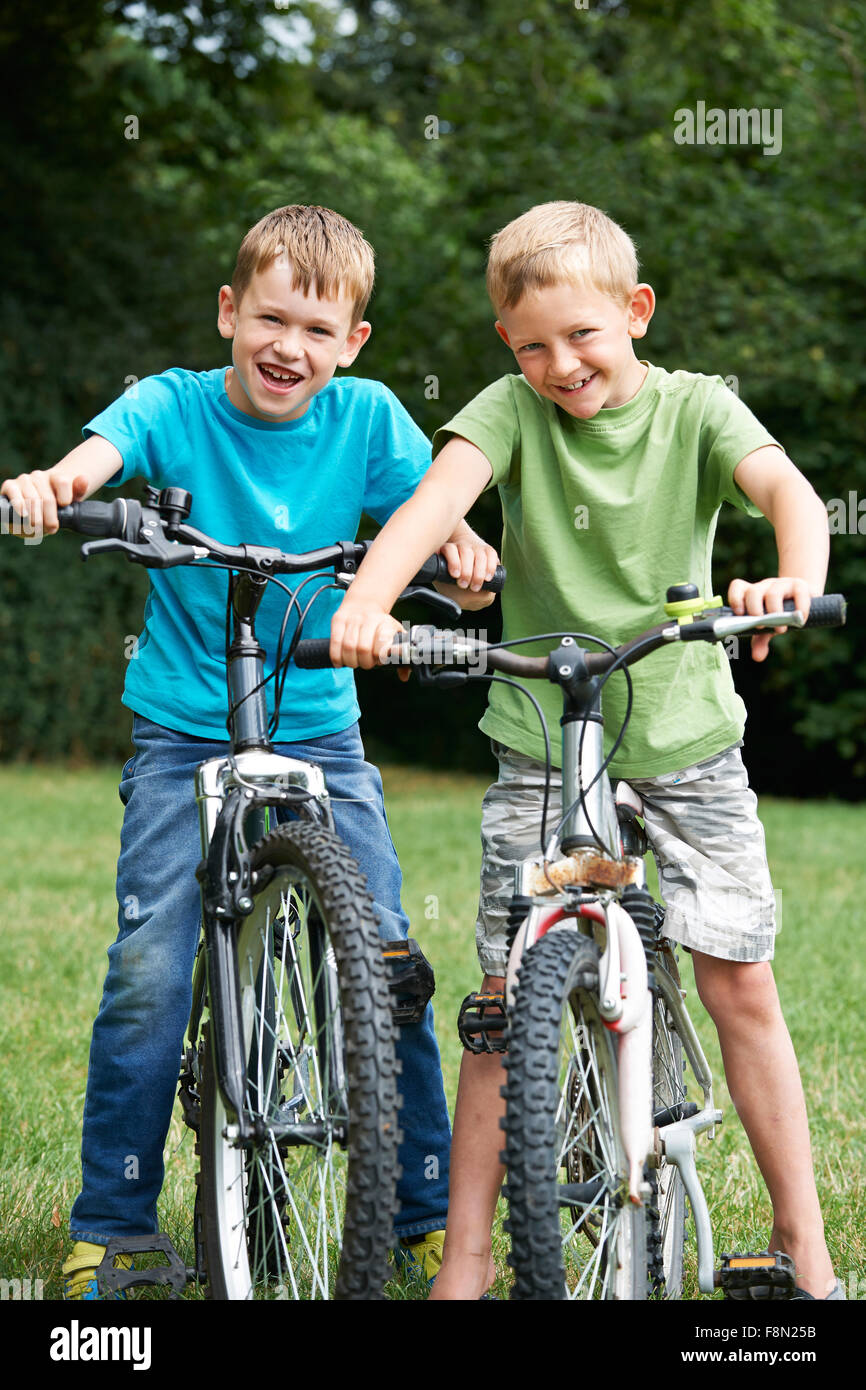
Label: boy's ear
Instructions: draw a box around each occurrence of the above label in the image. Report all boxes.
[627,283,655,340]
[336,320,372,367]
[494,320,512,349]
[217,285,237,340]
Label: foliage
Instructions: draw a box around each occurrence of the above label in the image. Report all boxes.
[0,0,863,792]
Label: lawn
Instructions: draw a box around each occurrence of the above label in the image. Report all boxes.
[1,763,863,1301]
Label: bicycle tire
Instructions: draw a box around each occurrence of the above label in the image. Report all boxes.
[502,929,648,1300]
[647,941,687,1298]
[196,821,400,1300]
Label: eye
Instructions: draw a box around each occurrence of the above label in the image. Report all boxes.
[262,315,282,324]
[517,342,543,353]
[572,329,592,338]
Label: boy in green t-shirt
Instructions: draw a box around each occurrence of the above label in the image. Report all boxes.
[328,201,840,1301]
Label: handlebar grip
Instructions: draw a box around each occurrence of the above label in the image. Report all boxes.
[0,495,131,539]
[57,500,130,538]
[410,554,506,592]
[783,594,847,628]
[293,639,334,669]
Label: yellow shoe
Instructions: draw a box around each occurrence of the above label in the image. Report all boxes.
[62,1241,132,1300]
[393,1229,445,1284]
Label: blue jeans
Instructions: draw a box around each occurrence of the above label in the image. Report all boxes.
[69,716,451,1243]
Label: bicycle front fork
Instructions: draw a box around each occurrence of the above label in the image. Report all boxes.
[191,750,332,1138]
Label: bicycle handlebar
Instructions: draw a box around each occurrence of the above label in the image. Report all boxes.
[293,593,847,675]
[0,492,506,594]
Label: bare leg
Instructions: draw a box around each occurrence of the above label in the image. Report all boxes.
[691,953,836,1297]
[429,974,505,1301]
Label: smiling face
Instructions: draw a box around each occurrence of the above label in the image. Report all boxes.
[495,281,655,419]
[217,260,371,422]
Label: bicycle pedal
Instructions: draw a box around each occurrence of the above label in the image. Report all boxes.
[95,1234,193,1300]
[715,1250,796,1300]
[457,991,508,1054]
[383,938,435,1025]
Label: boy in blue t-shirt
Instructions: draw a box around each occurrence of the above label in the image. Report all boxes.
[2,204,498,1298]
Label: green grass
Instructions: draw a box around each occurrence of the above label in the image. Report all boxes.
[1,763,864,1301]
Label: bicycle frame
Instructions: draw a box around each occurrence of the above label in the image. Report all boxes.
[502,641,724,1292]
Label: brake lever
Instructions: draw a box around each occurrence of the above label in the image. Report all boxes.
[711,608,805,638]
[395,584,462,622]
[81,535,199,568]
[669,608,806,642]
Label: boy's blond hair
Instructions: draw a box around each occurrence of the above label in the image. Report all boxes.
[232,205,376,324]
[487,201,639,312]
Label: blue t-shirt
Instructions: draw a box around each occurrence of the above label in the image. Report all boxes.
[84,367,431,741]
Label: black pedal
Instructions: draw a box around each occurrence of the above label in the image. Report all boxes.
[383,938,435,1025]
[95,1234,194,1300]
[457,992,508,1054]
[715,1250,796,1300]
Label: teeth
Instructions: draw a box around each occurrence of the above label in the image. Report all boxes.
[560,375,592,391]
[261,365,301,382]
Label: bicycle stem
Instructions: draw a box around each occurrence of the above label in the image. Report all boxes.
[550,639,619,858]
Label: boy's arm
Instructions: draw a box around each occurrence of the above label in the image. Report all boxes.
[331,436,494,668]
[1,434,124,534]
[730,445,830,662]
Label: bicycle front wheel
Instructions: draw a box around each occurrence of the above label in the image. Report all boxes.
[197,822,400,1300]
[503,930,647,1300]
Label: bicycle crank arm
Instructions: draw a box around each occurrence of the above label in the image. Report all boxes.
[656,1107,723,1293]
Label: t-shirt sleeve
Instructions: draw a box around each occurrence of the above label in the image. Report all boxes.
[431,376,521,489]
[700,377,781,517]
[82,372,187,488]
[362,384,433,525]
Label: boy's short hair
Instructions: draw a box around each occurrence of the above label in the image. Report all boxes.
[232,205,376,324]
[486,201,639,312]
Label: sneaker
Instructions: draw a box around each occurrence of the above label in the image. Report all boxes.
[392,1230,446,1285]
[790,1278,845,1301]
[62,1242,132,1300]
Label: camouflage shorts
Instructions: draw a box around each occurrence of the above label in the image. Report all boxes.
[475,740,777,976]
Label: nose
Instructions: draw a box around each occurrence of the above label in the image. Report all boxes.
[270,329,303,361]
[549,341,580,380]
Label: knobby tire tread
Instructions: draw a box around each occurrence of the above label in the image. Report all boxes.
[197,821,400,1300]
[502,929,647,1300]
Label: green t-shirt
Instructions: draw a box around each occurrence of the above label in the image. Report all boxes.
[432,363,778,778]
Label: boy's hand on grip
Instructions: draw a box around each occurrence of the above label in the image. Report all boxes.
[0,470,89,536]
[727,576,813,662]
[437,530,500,594]
[330,601,409,681]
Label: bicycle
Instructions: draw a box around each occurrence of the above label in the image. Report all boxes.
[0,483,501,1301]
[295,583,846,1300]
